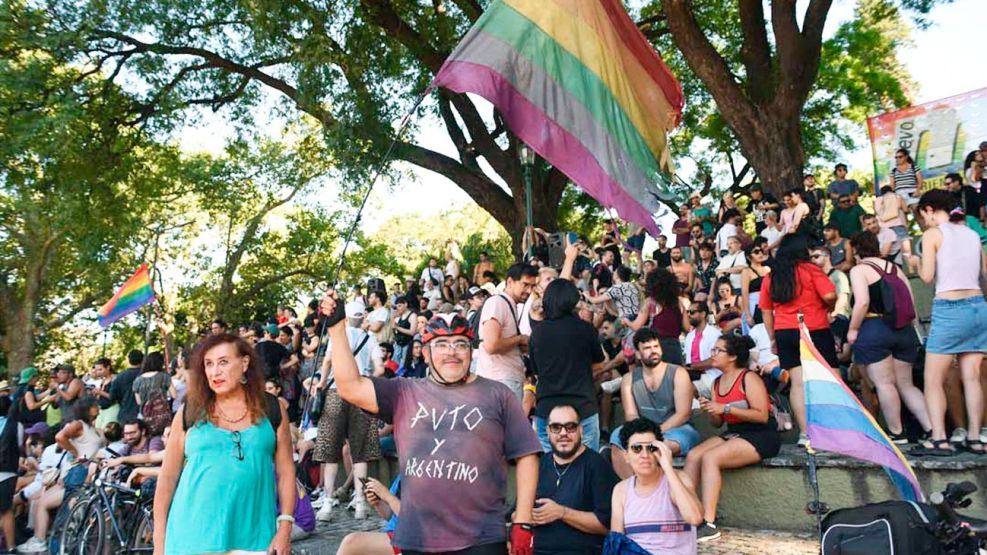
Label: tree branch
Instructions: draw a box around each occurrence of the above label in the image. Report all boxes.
[450,0,482,21]
[738,0,774,103]
[45,294,97,330]
[234,269,318,302]
[89,30,336,126]
[359,0,447,74]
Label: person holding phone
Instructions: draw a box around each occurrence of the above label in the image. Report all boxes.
[609,418,702,554]
[683,335,779,544]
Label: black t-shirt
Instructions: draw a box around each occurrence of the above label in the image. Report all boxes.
[529,316,605,419]
[105,367,141,423]
[534,448,620,555]
[601,338,628,376]
[751,193,780,223]
[954,186,983,218]
[653,248,671,268]
[255,340,288,379]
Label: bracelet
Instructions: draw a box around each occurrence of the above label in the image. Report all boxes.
[276,514,295,525]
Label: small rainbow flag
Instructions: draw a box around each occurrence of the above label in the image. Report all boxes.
[97,264,155,328]
[801,322,923,502]
[432,0,683,236]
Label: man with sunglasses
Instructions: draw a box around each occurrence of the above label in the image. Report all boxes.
[683,304,722,399]
[827,194,866,239]
[532,405,619,555]
[319,295,541,555]
[610,418,703,554]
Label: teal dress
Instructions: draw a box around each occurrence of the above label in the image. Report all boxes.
[165,419,276,555]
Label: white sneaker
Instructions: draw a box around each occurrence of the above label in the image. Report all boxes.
[17,537,46,553]
[600,377,622,394]
[354,498,371,520]
[950,427,968,444]
[316,503,333,523]
[980,428,987,443]
[797,434,808,448]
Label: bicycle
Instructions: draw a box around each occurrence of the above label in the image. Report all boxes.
[58,465,153,555]
[930,481,987,554]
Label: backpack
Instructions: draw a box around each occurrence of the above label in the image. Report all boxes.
[821,500,941,555]
[141,389,173,437]
[864,261,916,329]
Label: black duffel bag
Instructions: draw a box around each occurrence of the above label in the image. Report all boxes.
[821,500,942,555]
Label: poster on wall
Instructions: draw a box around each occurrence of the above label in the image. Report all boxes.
[867,86,987,193]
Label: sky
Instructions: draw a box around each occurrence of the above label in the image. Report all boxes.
[177,0,987,234]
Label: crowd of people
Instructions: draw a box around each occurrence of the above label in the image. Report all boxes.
[0,149,983,554]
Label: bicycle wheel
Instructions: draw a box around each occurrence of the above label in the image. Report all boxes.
[125,504,154,554]
[58,496,93,555]
[78,502,106,555]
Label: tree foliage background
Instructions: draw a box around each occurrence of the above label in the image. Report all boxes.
[0,0,952,373]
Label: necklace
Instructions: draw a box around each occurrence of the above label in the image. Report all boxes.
[552,458,572,487]
[215,403,248,424]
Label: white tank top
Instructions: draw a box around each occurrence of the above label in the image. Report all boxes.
[70,422,103,461]
[935,223,982,294]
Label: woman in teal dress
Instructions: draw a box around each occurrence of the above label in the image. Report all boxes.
[153,334,296,555]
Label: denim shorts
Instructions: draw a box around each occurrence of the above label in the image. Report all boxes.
[609,423,701,456]
[926,296,987,355]
[890,225,909,241]
[852,318,919,365]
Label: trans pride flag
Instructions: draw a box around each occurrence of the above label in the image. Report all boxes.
[97,264,155,328]
[431,0,683,235]
[801,322,924,502]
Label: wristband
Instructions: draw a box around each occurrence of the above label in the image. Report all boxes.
[276,514,295,525]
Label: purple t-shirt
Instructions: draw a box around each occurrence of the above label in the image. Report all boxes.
[372,376,541,552]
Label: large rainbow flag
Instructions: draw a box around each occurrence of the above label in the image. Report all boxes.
[97,264,155,328]
[431,0,683,235]
[801,322,923,502]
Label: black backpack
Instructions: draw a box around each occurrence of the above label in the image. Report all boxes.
[821,500,941,555]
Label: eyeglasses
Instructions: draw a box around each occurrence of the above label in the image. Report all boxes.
[628,442,660,454]
[231,430,244,461]
[710,347,726,355]
[429,340,471,354]
[548,422,579,434]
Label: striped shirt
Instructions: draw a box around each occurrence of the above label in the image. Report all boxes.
[891,165,921,205]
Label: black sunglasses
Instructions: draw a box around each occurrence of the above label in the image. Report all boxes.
[628,443,660,454]
[231,430,244,461]
[548,422,579,434]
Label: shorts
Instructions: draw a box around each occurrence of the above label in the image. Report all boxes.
[610,423,701,456]
[403,542,507,555]
[852,318,919,365]
[890,225,909,241]
[926,296,987,355]
[775,328,838,370]
[314,390,381,464]
[722,420,781,460]
[0,477,14,512]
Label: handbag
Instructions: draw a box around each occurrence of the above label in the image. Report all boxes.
[41,451,67,487]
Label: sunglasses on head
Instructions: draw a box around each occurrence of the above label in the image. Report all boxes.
[628,442,660,454]
[548,422,579,434]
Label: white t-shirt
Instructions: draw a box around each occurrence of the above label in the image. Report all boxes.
[760,226,783,249]
[715,223,738,254]
[445,260,460,280]
[748,324,779,368]
[716,251,748,290]
[326,327,382,384]
[420,267,444,286]
[424,288,442,310]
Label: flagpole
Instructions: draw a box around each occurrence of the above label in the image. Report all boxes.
[798,312,827,543]
[144,226,163,356]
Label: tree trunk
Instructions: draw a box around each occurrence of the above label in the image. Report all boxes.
[734,112,805,198]
[2,317,35,374]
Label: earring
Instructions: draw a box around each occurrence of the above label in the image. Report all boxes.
[240,375,248,385]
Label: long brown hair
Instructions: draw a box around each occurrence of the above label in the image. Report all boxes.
[184,333,267,427]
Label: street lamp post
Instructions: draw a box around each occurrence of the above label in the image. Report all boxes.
[519,144,535,235]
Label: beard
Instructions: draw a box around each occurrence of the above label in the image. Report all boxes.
[642,355,661,368]
[689,317,703,327]
[671,256,683,262]
[552,440,582,460]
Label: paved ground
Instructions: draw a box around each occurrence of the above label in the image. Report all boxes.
[291,509,819,554]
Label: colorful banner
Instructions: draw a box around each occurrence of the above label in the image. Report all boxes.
[867,87,987,193]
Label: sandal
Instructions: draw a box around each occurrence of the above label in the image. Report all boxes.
[960,439,987,455]
[910,439,956,457]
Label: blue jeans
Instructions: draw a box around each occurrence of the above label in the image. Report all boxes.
[497,379,524,403]
[393,342,410,369]
[534,414,600,453]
